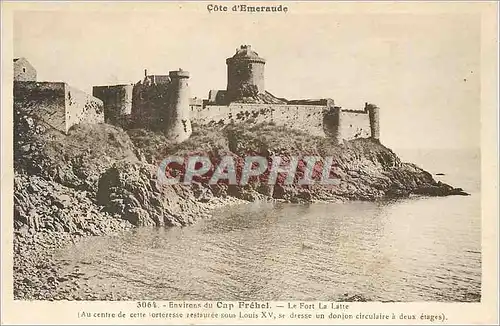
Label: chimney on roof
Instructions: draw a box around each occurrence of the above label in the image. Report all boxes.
[144,69,147,77]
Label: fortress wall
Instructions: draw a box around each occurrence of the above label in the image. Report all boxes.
[65,85,104,132]
[191,104,232,123]
[13,81,67,133]
[192,104,328,136]
[339,110,371,141]
[93,85,133,126]
[270,105,326,137]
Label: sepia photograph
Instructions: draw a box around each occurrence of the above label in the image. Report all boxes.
[1,1,498,325]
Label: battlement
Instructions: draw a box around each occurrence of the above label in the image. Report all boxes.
[169,69,190,79]
[226,45,266,64]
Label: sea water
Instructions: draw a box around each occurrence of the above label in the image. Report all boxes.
[55,148,481,302]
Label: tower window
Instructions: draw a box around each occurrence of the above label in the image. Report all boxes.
[22,67,26,73]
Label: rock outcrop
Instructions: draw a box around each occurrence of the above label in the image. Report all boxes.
[14,120,468,231]
[96,161,240,227]
[13,117,468,300]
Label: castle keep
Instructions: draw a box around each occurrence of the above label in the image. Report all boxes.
[226,45,266,102]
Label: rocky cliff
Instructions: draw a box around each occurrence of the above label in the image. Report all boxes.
[15,118,468,232]
[13,117,467,299]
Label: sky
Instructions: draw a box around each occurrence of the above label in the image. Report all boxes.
[13,5,481,150]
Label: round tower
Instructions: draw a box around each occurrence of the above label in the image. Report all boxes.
[323,106,343,145]
[366,103,380,141]
[226,45,266,100]
[164,69,192,143]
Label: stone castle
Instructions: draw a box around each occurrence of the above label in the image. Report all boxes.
[14,45,380,144]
